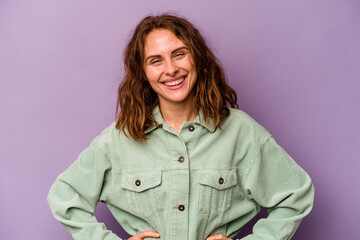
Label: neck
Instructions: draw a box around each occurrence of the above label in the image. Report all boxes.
[159,100,198,133]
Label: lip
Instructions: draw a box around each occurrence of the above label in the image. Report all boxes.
[161,75,187,90]
[161,74,187,83]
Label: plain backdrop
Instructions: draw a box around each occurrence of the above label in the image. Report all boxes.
[0,0,359,239]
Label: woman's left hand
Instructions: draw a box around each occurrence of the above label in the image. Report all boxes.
[206,234,232,240]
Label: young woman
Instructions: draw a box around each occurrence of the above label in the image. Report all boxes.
[48,14,314,240]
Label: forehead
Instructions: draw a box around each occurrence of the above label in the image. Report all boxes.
[144,29,186,55]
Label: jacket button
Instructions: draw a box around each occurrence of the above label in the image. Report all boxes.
[188,125,195,132]
[178,205,185,211]
[178,156,185,163]
[219,177,224,184]
[135,180,141,186]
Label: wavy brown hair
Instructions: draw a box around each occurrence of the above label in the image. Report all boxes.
[116,14,238,141]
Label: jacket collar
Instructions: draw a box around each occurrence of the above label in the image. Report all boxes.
[145,105,216,134]
[144,105,164,134]
[194,108,216,133]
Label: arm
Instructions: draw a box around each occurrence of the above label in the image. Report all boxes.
[241,137,315,240]
[47,139,121,240]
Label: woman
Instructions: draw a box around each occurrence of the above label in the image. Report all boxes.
[48,14,314,240]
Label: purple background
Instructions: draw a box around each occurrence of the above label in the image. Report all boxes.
[1,0,359,239]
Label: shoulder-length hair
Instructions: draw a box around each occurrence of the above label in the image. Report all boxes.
[116,14,238,141]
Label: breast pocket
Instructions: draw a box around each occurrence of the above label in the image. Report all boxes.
[121,171,164,218]
[198,169,237,219]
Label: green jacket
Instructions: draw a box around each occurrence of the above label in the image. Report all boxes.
[48,106,314,240]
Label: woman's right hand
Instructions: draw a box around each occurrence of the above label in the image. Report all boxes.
[129,231,160,239]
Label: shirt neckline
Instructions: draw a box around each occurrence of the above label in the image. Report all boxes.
[144,105,216,134]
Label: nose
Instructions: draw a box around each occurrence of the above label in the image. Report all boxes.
[164,60,179,76]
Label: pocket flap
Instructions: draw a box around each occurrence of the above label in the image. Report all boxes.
[121,171,162,192]
[198,170,237,190]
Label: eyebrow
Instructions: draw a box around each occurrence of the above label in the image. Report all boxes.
[145,47,189,63]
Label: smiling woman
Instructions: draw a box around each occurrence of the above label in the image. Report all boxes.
[116,15,238,142]
[47,14,314,240]
[143,29,198,132]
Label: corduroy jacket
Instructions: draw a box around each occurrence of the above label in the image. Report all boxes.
[48,106,314,240]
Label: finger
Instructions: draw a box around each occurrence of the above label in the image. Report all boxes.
[138,231,160,239]
[206,234,231,240]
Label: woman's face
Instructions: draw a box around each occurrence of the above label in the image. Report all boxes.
[143,29,197,108]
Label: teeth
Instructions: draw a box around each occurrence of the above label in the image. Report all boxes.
[164,77,185,86]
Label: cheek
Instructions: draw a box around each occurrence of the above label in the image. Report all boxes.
[147,80,161,94]
[185,56,196,73]
[144,67,162,82]
[186,61,197,79]
[147,81,156,90]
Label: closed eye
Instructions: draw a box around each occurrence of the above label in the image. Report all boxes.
[150,58,162,65]
[174,51,187,59]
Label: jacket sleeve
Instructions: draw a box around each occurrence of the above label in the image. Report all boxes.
[47,138,121,240]
[240,137,314,240]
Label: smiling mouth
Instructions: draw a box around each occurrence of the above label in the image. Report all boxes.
[163,76,186,87]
